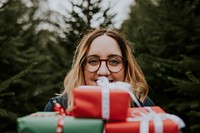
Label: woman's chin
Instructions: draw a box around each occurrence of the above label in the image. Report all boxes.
[87,81,97,86]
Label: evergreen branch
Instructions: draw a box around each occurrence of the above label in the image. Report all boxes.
[187,111,200,118]
[167,76,200,97]
[0,108,17,120]
[0,92,15,97]
[186,71,199,84]
[190,124,200,132]
[186,111,200,132]
[0,62,38,93]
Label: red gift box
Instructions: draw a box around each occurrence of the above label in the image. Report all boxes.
[72,86,130,121]
[105,106,185,133]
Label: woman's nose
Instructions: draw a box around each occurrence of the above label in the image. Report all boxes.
[97,61,110,75]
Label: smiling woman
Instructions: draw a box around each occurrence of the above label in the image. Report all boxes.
[44,28,155,112]
[83,34,125,85]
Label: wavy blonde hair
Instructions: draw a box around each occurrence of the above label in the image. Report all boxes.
[62,28,148,111]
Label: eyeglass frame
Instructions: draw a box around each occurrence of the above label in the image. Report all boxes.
[82,55,126,73]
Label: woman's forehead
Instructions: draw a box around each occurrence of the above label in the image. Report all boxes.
[87,35,122,57]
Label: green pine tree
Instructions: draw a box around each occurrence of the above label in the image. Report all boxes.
[55,0,116,69]
[0,0,60,132]
[0,0,116,132]
[42,0,117,100]
[121,0,200,132]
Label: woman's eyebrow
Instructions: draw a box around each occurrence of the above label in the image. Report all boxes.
[86,55,100,58]
[86,54,122,58]
[108,54,122,57]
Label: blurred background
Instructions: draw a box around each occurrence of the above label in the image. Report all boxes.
[0,0,199,132]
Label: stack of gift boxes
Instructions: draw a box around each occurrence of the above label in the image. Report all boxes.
[18,78,185,133]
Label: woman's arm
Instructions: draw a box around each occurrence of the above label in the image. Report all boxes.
[143,96,155,106]
[43,96,68,111]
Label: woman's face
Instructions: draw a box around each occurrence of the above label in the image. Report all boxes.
[84,34,125,86]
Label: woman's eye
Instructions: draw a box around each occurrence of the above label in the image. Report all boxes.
[88,59,99,65]
[109,59,119,65]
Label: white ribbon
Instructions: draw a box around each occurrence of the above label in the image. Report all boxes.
[126,107,185,133]
[96,77,142,120]
[96,77,110,120]
[101,87,110,120]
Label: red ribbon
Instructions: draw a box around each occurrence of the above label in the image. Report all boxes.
[56,117,64,133]
[53,102,73,133]
[54,103,71,115]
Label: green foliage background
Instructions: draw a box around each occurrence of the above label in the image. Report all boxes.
[121,0,200,132]
[0,0,115,132]
[0,0,199,133]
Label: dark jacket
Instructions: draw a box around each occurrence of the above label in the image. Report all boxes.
[44,95,155,111]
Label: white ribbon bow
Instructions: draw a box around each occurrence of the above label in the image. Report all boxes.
[126,107,185,133]
[96,77,142,120]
